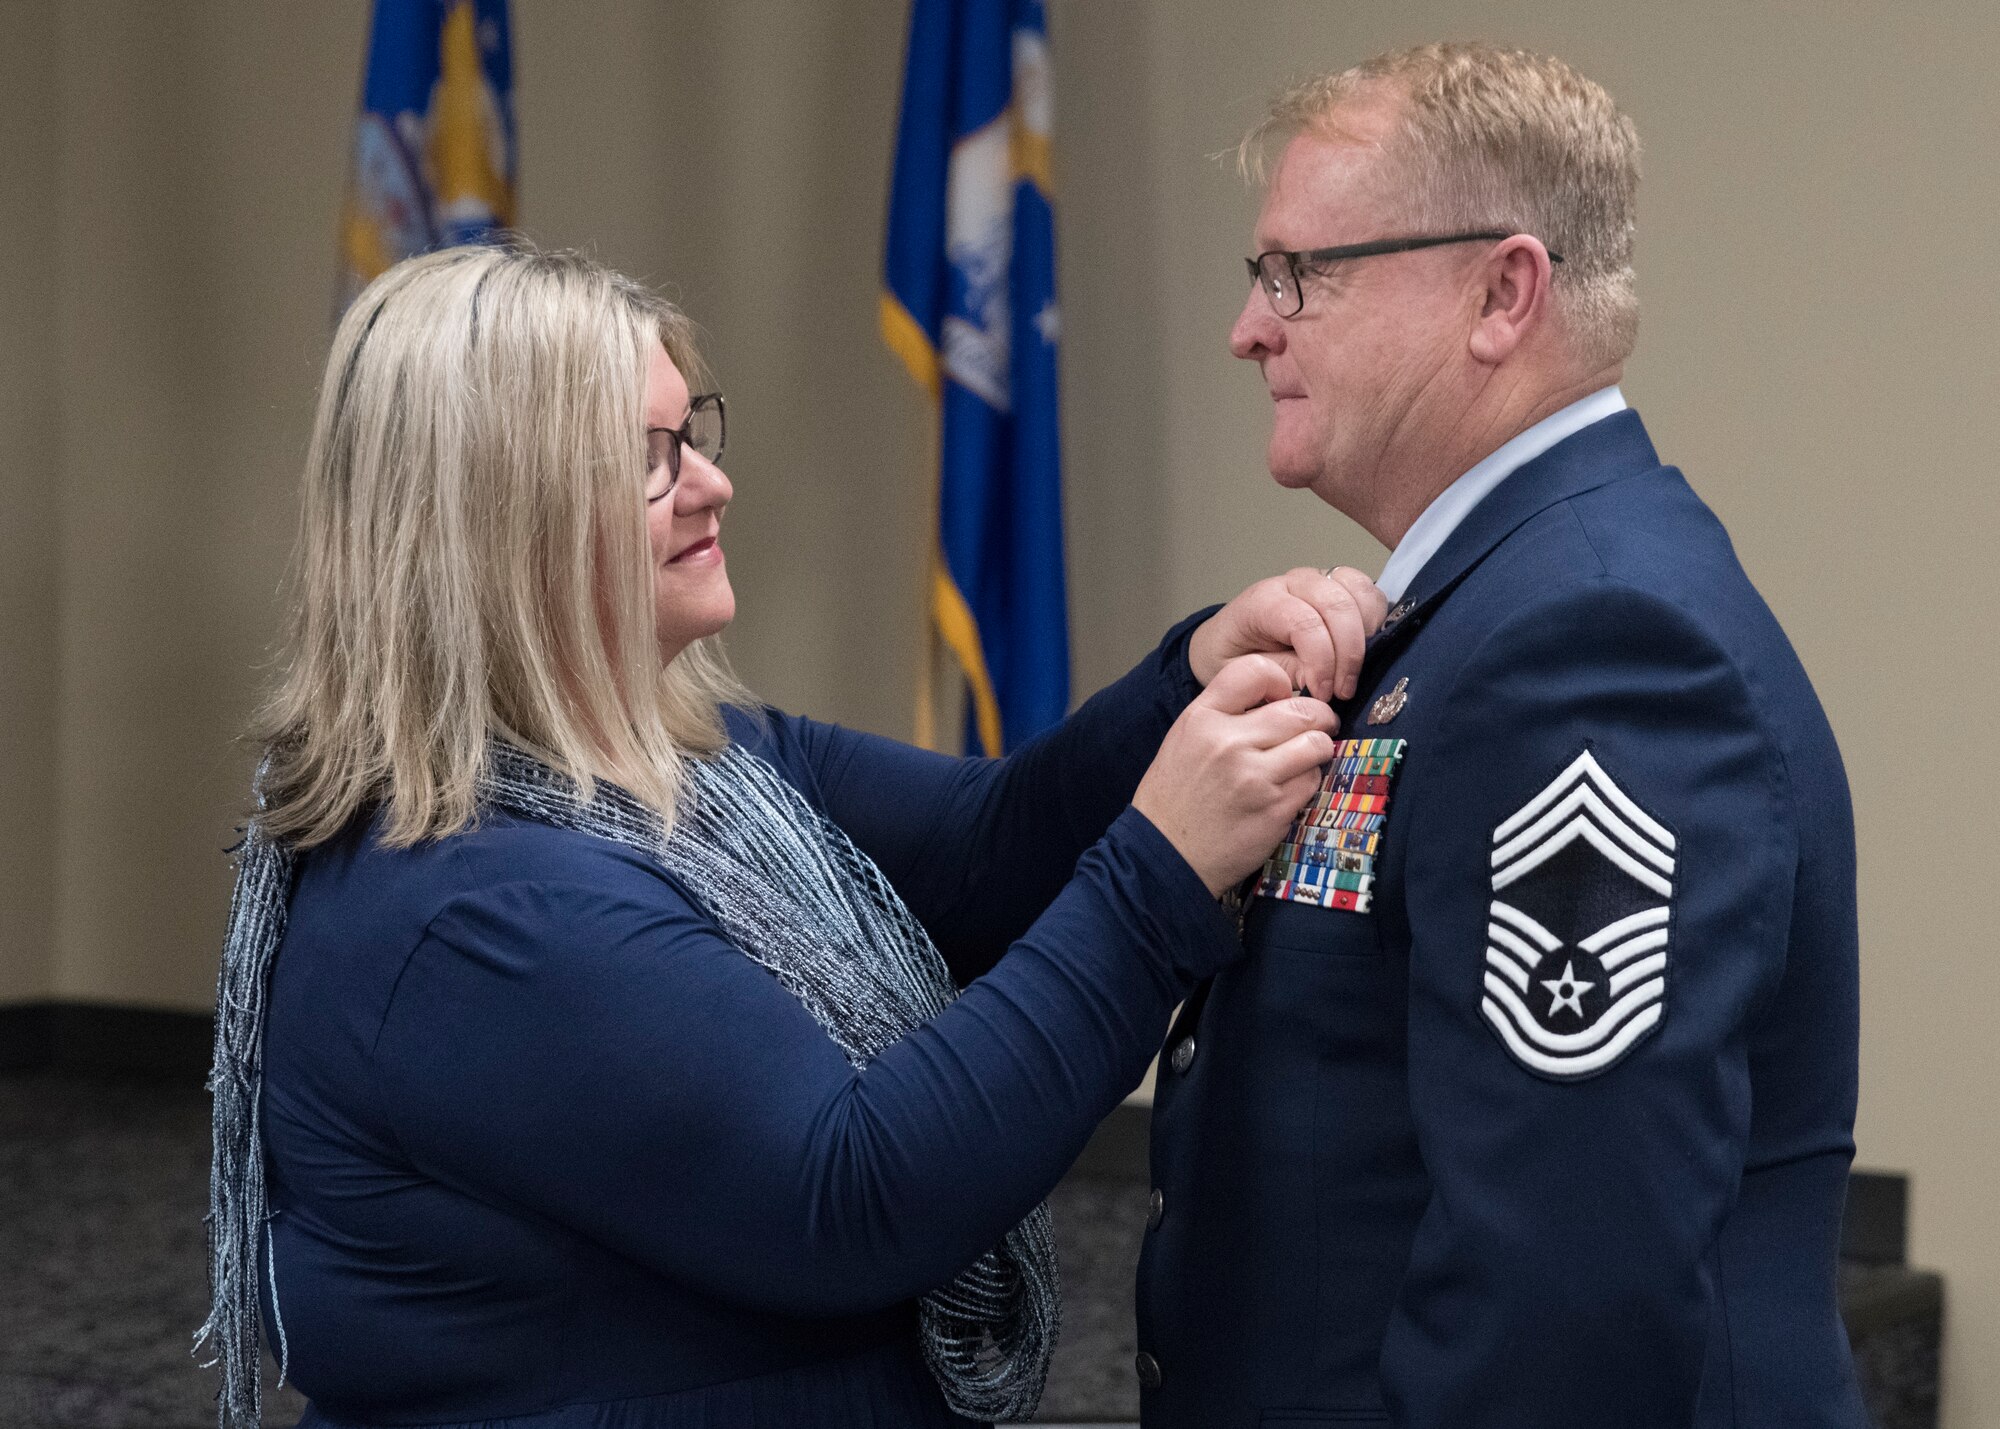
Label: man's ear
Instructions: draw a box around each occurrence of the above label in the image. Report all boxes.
[1468,237,1555,365]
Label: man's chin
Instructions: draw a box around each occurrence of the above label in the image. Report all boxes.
[1266,446,1322,490]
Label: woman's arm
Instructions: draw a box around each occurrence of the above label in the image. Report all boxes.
[370,810,1238,1319]
[785,609,1214,984]
[791,568,1384,983]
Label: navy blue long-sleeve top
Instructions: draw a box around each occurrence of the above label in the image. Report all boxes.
[257,612,1237,1429]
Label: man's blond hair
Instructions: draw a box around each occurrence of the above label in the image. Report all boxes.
[249,243,749,850]
[1243,43,1641,367]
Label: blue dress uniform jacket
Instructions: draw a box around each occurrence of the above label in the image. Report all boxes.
[255,615,1242,1429]
[1136,411,1866,1428]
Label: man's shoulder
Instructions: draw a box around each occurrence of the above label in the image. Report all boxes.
[1569,466,1761,604]
[1430,467,1839,775]
[1459,468,1784,666]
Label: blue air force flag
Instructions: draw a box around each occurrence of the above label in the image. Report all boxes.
[339,0,517,309]
[882,0,1068,756]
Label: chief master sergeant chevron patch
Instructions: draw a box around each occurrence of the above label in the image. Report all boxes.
[1481,748,1676,1081]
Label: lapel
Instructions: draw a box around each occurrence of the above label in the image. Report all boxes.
[1361,408,1661,660]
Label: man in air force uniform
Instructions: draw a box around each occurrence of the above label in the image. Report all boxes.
[1135,44,1865,1428]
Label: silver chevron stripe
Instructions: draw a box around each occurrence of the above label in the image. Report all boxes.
[1490,750,1676,898]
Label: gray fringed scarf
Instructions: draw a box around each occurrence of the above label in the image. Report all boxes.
[197,740,1059,1426]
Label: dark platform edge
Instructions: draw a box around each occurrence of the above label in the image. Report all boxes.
[0,1001,1919,1274]
[0,1001,214,1081]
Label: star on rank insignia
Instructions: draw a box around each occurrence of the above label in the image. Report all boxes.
[1480,749,1676,1081]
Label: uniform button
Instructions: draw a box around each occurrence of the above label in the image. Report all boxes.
[1135,1351,1162,1390]
[1147,1187,1165,1230]
[1170,1036,1196,1074]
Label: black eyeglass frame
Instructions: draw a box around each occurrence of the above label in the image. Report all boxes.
[1245,232,1565,318]
[645,391,726,502]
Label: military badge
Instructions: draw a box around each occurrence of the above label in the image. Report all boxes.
[1480,750,1675,1080]
[1253,737,1405,912]
[1368,677,1410,726]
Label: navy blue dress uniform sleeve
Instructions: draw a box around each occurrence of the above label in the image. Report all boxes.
[370,804,1237,1324]
[783,606,1216,985]
[1381,579,1793,1427]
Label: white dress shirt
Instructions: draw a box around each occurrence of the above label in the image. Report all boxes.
[1374,386,1628,603]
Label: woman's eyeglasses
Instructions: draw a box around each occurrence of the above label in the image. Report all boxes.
[645,392,726,503]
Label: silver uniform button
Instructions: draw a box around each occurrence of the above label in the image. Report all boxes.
[1147,1187,1165,1230]
[1135,1351,1162,1390]
[1170,1036,1196,1074]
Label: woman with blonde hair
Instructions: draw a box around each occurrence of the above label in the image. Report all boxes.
[200,243,1381,1429]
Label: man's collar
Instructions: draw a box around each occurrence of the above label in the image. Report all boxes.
[1367,406,1662,647]
[1376,386,1629,603]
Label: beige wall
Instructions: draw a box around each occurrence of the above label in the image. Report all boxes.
[2,0,1993,1420]
[0,0,62,1007]
[47,1,368,1004]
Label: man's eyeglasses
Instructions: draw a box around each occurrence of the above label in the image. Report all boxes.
[1245,232,1564,318]
[645,392,726,503]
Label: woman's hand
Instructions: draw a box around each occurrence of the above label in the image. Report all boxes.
[1134,655,1340,897]
[1188,566,1389,702]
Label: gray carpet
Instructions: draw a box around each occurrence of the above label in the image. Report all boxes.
[0,1072,305,1429]
[0,1071,1938,1429]
[0,1072,1137,1428]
